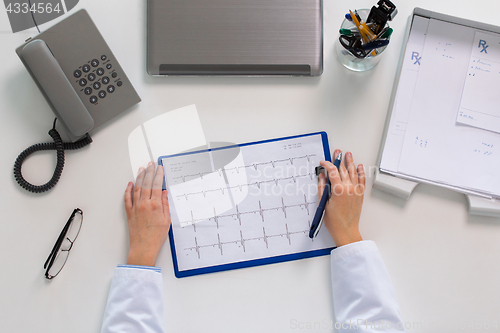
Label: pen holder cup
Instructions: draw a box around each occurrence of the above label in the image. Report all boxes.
[335,9,390,72]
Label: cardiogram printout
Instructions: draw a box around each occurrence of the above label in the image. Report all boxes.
[457,31,500,134]
[160,132,335,277]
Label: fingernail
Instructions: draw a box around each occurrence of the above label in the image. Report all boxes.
[148,161,154,167]
[138,167,145,173]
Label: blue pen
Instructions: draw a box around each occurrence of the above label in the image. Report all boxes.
[309,152,342,238]
[345,12,362,22]
[362,39,390,51]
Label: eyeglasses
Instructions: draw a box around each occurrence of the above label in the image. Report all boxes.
[44,208,83,279]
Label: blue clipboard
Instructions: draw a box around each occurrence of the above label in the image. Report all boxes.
[158,131,332,278]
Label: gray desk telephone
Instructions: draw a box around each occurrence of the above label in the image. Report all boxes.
[13,9,140,193]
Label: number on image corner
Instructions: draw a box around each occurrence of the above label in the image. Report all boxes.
[5,3,18,13]
[5,2,63,14]
[46,2,62,14]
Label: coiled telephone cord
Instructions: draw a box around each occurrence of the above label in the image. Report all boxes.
[13,119,92,193]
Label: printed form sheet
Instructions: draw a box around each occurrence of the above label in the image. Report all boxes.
[396,19,500,196]
[458,31,500,134]
[380,15,430,172]
[161,134,335,273]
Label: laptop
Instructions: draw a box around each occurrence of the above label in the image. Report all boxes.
[147,0,323,76]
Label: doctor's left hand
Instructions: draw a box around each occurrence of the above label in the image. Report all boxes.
[124,162,171,267]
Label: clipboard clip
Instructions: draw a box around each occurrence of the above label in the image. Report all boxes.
[366,0,398,34]
[315,166,327,177]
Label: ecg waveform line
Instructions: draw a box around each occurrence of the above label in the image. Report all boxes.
[172,154,317,183]
[182,195,315,230]
[186,221,313,259]
[175,172,314,200]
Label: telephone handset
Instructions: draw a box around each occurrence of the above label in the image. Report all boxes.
[14,9,141,192]
[22,39,94,141]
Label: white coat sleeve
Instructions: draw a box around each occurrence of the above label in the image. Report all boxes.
[100,265,166,333]
[331,240,405,332]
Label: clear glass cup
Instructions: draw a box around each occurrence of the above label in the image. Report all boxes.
[335,9,390,72]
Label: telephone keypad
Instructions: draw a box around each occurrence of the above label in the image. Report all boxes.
[74,54,124,105]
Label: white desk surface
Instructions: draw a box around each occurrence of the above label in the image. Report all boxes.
[1,1,499,332]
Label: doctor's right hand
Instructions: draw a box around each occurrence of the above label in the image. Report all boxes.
[318,150,365,247]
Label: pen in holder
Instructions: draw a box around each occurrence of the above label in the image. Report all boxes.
[336,7,394,72]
